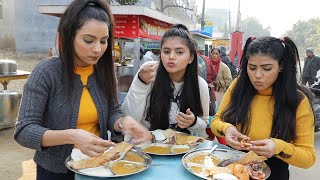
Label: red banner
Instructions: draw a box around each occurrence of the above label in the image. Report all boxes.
[229,31,243,66]
[114,15,139,39]
[138,16,171,40]
[114,15,172,40]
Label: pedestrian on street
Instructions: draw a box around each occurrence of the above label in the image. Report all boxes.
[210,36,316,180]
[302,47,320,86]
[131,45,154,68]
[218,45,238,79]
[145,48,160,61]
[14,0,150,179]
[209,47,232,108]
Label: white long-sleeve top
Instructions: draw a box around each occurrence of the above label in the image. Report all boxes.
[122,63,210,138]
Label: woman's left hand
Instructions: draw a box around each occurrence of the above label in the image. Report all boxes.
[248,139,276,158]
[176,108,196,129]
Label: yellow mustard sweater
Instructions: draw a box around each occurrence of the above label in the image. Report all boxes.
[211,80,316,168]
[75,65,99,137]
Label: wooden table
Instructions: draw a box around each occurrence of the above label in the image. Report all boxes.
[0,70,30,90]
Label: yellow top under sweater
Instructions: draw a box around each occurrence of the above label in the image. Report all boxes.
[75,65,99,136]
[211,80,316,168]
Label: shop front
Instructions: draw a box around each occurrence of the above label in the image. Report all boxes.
[113,13,173,94]
[190,30,214,56]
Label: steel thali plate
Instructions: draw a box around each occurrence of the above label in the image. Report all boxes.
[136,130,200,156]
[181,148,245,179]
[182,147,271,180]
[65,148,152,178]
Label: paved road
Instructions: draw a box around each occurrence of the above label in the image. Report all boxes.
[290,131,320,180]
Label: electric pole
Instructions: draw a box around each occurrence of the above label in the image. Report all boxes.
[201,0,205,30]
[236,0,241,31]
[228,0,231,33]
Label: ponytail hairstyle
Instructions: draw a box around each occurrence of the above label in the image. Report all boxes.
[58,0,117,105]
[222,36,311,142]
[145,24,203,130]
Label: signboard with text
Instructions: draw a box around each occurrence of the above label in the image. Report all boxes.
[138,15,171,40]
[114,15,172,40]
[142,42,161,50]
[114,15,139,39]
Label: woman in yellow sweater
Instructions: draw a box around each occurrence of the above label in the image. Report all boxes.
[211,36,316,180]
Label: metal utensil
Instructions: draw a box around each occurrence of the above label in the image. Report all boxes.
[207,144,218,156]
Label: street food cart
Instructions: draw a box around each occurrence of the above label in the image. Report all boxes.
[113,12,173,93]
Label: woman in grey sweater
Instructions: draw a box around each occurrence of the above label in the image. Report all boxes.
[14,0,150,179]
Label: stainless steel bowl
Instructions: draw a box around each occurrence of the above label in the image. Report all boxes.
[0,90,21,123]
[116,64,134,76]
[0,59,17,75]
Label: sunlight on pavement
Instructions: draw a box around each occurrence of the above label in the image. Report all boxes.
[18,159,35,180]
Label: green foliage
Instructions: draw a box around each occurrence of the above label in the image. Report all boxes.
[239,17,271,40]
[286,18,320,56]
[115,0,139,5]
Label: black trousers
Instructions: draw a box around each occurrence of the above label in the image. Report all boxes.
[37,164,75,180]
[265,157,289,180]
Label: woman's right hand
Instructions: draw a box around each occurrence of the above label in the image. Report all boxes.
[138,62,158,84]
[70,129,115,157]
[225,126,249,150]
[121,116,153,144]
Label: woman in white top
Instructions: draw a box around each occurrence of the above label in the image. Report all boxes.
[122,24,209,138]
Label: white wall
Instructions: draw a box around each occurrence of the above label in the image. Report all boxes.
[0,0,15,48]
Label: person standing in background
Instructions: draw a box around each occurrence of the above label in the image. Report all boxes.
[302,47,320,86]
[132,45,154,68]
[196,49,207,80]
[200,49,217,115]
[145,49,160,61]
[218,45,237,79]
[48,32,60,57]
[209,47,232,108]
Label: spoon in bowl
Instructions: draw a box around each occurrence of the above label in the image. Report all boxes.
[207,144,218,157]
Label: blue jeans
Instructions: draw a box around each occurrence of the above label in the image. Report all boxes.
[36,165,74,180]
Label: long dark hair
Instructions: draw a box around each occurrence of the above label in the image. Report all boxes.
[222,36,313,142]
[145,24,203,130]
[57,0,117,105]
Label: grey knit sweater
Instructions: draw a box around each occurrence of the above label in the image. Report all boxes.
[14,57,122,173]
